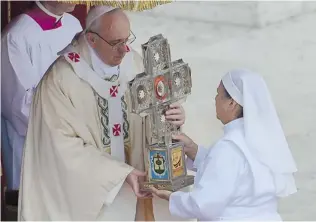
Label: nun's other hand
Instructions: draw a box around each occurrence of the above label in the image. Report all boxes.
[172,133,198,161]
[165,103,185,126]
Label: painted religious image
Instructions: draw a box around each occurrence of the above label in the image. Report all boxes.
[171,147,185,178]
[128,34,194,191]
[149,150,169,180]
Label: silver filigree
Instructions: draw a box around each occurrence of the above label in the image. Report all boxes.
[128,34,194,192]
[128,34,191,145]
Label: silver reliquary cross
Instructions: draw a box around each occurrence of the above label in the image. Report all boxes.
[128,34,194,191]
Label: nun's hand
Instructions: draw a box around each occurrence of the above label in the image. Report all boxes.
[172,133,198,161]
[149,187,172,201]
[165,103,185,126]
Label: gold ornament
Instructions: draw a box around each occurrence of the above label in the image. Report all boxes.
[57,0,172,11]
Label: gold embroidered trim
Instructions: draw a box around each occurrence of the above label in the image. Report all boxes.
[56,0,172,11]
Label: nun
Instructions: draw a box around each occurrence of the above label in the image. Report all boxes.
[150,69,297,221]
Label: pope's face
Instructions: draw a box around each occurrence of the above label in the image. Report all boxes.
[87,10,131,67]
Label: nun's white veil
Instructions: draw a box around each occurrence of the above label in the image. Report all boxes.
[221,69,297,197]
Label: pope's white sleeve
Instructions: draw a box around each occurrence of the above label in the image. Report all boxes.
[1,34,38,136]
[169,141,244,220]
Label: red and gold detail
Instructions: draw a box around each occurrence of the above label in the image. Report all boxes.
[154,75,168,100]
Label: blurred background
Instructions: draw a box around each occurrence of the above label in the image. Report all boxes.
[1,1,316,220]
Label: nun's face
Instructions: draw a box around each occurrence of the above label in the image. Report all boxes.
[215,82,241,124]
[215,82,230,123]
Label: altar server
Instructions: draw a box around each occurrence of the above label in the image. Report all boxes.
[1,1,82,190]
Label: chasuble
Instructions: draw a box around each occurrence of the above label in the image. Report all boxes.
[18,35,181,221]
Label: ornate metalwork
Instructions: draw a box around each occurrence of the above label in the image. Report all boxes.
[128,34,194,191]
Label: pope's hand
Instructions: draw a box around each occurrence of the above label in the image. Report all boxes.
[149,187,172,201]
[126,169,152,198]
[165,103,185,126]
[172,133,198,161]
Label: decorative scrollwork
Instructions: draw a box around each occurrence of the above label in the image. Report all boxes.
[96,93,130,151]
